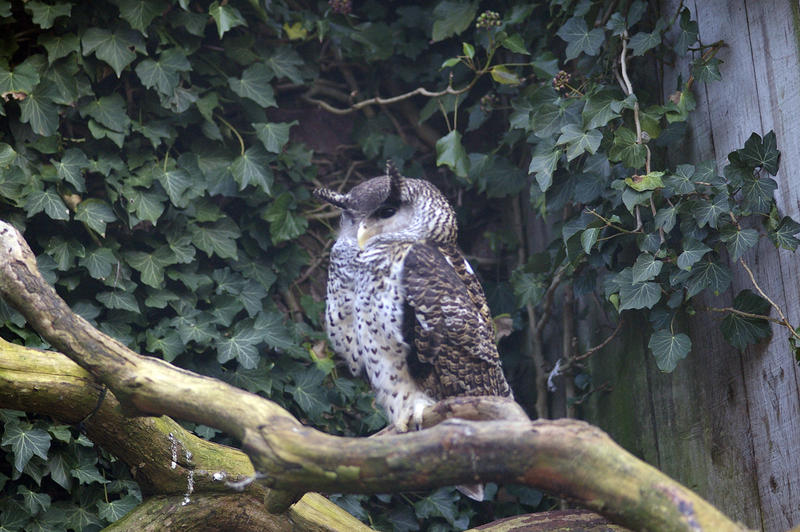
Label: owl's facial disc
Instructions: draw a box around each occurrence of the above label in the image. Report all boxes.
[357,202,412,248]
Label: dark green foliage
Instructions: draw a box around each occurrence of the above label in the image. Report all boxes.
[1,0,798,530]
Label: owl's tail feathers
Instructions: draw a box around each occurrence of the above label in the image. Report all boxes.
[457,483,484,501]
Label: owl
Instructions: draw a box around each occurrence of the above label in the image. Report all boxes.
[315,164,512,500]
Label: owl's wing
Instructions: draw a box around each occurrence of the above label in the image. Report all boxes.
[401,241,510,398]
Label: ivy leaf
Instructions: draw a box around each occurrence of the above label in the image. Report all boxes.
[228,63,276,107]
[52,148,89,192]
[625,171,664,192]
[189,218,240,260]
[216,320,262,369]
[583,90,623,129]
[511,270,545,307]
[556,17,605,60]
[80,93,131,134]
[265,47,305,84]
[253,121,297,153]
[135,48,190,95]
[675,8,699,54]
[255,311,296,352]
[82,28,144,77]
[126,247,174,288]
[489,65,521,85]
[720,226,759,261]
[19,92,59,137]
[677,238,711,270]
[75,199,117,236]
[231,146,274,194]
[24,188,71,221]
[556,124,601,161]
[686,260,732,297]
[632,253,663,283]
[768,216,800,251]
[654,206,677,233]
[501,33,529,54]
[435,129,470,177]
[528,144,561,192]
[128,188,166,224]
[0,142,17,167]
[25,1,71,29]
[431,1,478,42]
[0,60,40,94]
[663,164,696,194]
[46,450,72,489]
[721,289,772,349]
[608,127,646,168]
[628,30,661,56]
[117,0,166,36]
[738,131,780,175]
[616,268,661,310]
[1,423,51,472]
[692,194,730,229]
[262,192,308,243]
[17,486,51,515]
[97,495,139,522]
[287,369,331,421]
[96,290,141,312]
[581,227,600,254]
[415,488,461,526]
[154,167,193,208]
[80,247,118,280]
[692,57,722,83]
[648,329,691,372]
[741,175,777,214]
[209,0,246,38]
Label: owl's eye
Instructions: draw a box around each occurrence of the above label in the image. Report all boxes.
[375,206,397,219]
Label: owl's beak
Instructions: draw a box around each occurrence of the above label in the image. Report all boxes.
[357,222,374,249]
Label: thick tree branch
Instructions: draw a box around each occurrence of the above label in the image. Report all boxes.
[0,221,751,532]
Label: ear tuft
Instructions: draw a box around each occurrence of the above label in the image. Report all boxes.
[313,187,349,209]
[385,160,403,204]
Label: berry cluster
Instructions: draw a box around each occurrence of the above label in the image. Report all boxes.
[480,93,498,112]
[476,10,501,29]
[552,70,571,91]
[328,0,352,15]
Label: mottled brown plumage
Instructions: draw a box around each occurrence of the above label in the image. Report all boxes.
[316,163,512,500]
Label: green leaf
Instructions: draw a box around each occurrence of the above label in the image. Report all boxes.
[628,30,661,56]
[654,206,677,233]
[25,1,72,29]
[228,63,276,107]
[253,121,297,153]
[677,238,711,270]
[663,164,696,194]
[81,28,144,77]
[692,57,722,82]
[741,176,777,214]
[288,369,331,420]
[52,148,89,191]
[583,90,623,129]
[501,33,529,54]
[24,188,70,220]
[489,65,521,85]
[128,188,166,224]
[97,495,139,522]
[632,253,663,283]
[216,320,262,369]
[97,290,140,312]
[117,0,166,35]
[155,167,194,208]
[231,146,274,194]
[0,142,17,167]
[648,329,691,372]
[126,247,175,288]
[135,48,190,95]
[45,236,85,270]
[80,93,130,133]
[692,194,730,229]
[686,260,732,297]
[769,216,800,251]
[209,0,246,38]
[721,289,772,349]
[462,42,475,58]
[75,199,117,236]
[528,145,560,192]
[511,270,545,306]
[615,268,661,311]
[189,218,240,260]
[738,131,780,175]
[435,129,470,177]
[580,227,600,254]
[608,127,646,168]
[17,485,51,515]
[265,47,305,84]
[80,247,118,280]
[1,423,51,472]
[19,92,59,137]
[625,171,664,192]
[415,488,461,526]
[255,311,296,351]
[431,1,478,42]
[46,450,72,490]
[0,59,40,94]
[720,226,759,261]
[556,17,605,60]
[261,192,308,243]
[675,8,698,54]
[556,124,602,161]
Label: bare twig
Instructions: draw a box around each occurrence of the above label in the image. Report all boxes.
[739,258,800,341]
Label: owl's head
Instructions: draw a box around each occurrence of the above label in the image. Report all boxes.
[314,162,458,249]
[354,162,457,249]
